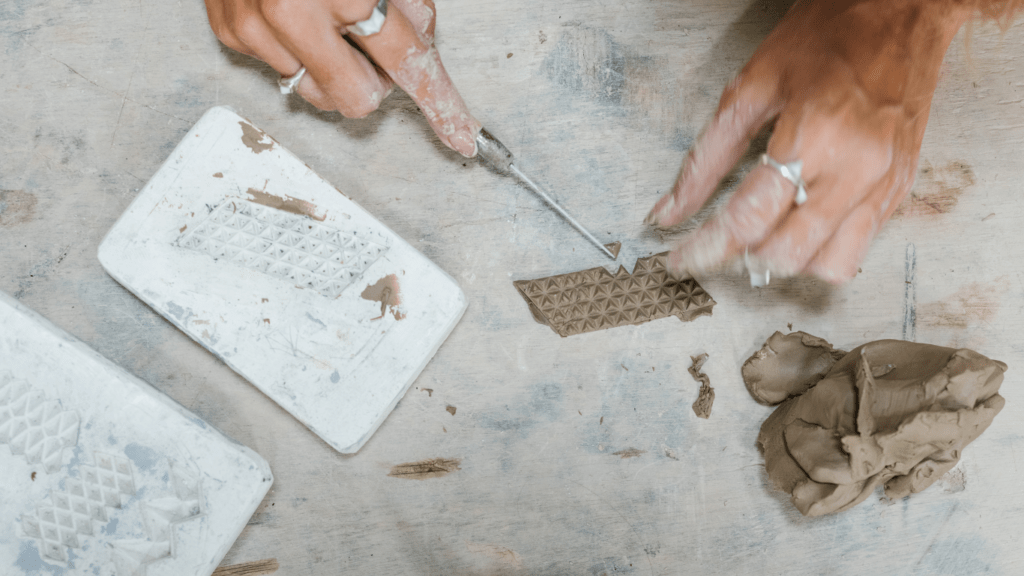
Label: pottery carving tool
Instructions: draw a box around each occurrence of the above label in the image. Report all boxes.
[475,129,617,260]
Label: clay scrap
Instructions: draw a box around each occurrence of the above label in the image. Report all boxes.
[689,353,715,419]
[513,253,715,337]
[744,332,1006,516]
[742,331,847,405]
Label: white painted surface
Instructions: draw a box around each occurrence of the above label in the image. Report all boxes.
[0,291,273,575]
[97,107,468,453]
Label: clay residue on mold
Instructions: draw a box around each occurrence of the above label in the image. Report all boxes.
[388,457,461,479]
[612,448,646,459]
[689,353,715,419]
[0,189,37,226]
[246,188,326,222]
[604,241,622,259]
[239,121,274,154]
[513,252,714,337]
[742,331,847,406]
[747,333,1006,517]
[361,274,405,320]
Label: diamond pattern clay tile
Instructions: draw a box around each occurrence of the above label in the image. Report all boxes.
[513,253,715,337]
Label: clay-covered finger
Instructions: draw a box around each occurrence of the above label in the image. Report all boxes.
[645,65,781,228]
[348,3,480,156]
[391,0,436,44]
[665,162,799,275]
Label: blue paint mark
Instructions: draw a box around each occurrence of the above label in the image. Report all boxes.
[107,434,117,445]
[124,443,160,472]
[330,370,340,384]
[16,540,62,574]
[102,517,119,536]
[166,301,185,320]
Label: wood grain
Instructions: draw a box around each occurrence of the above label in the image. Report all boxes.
[2,0,1024,573]
[213,559,280,576]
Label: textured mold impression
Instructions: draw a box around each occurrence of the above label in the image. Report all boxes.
[0,377,80,473]
[21,452,136,563]
[110,461,204,576]
[177,199,390,298]
[513,252,715,337]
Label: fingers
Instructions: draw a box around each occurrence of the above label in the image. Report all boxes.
[264,3,391,118]
[350,3,480,156]
[645,65,781,227]
[803,162,913,283]
[391,0,436,44]
[802,202,878,283]
[665,163,797,275]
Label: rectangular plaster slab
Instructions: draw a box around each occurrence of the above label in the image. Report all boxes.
[0,290,273,576]
[97,106,468,454]
[513,253,715,337]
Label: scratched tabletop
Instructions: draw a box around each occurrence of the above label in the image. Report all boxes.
[3,0,1024,574]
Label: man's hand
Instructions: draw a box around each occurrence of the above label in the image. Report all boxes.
[646,0,972,283]
[205,0,480,156]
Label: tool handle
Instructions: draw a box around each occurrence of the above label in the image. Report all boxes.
[475,128,515,175]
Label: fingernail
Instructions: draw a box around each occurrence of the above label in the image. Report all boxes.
[448,126,476,157]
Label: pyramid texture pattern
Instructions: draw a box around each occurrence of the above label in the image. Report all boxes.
[177,199,390,298]
[0,377,79,473]
[21,452,136,563]
[513,253,715,337]
[110,462,203,576]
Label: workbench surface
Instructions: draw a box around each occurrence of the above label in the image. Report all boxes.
[3,1,1024,574]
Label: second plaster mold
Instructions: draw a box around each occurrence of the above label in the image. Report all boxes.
[513,253,714,337]
[98,106,467,454]
[0,291,272,576]
[743,332,1006,517]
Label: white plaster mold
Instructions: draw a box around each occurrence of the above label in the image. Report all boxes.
[0,292,273,575]
[97,106,468,453]
[0,378,80,473]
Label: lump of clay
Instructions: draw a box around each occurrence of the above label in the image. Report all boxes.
[742,331,847,405]
[747,335,1006,517]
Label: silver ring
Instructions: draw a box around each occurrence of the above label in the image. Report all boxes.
[761,154,808,206]
[345,0,388,37]
[278,66,306,95]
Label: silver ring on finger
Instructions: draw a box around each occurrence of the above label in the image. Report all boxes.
[761,153,808,206]
[345,0,388,37]
[279,66,307,95]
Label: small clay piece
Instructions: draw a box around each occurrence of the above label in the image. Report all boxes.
[604,241,622,259]
[689,353,715,419]
[513,253,715,337]
[747,334,1007,516]
[742,331,847,405]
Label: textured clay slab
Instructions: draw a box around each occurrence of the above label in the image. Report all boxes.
[98,106,467,454]
[513,253,715,337]
[0,291,272,575]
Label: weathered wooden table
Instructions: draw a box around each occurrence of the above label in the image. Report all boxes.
[3,0,1024,573]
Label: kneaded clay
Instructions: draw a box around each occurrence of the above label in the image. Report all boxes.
[742,331,847,405]
[744,333,1006,516]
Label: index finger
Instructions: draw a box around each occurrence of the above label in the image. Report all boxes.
[347,1,480,157]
